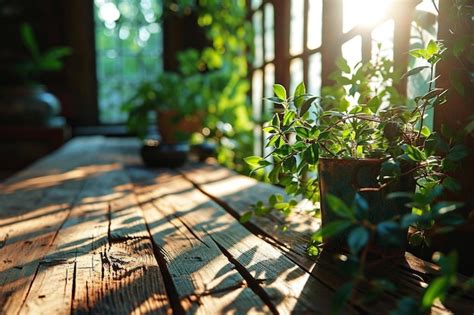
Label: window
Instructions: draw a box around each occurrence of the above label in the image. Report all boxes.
[249,1,275,157]
[94,0,163,124]
[249,0,440,156]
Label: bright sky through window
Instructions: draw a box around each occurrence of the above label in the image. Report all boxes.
[343,0,394,33]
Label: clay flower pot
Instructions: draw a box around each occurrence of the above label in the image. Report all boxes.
[318,158,415,253]
[156,109,202,144]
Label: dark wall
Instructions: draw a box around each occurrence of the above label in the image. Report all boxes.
[0,0,98,125]
[162,7,207,71]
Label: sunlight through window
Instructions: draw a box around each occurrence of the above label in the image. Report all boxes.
[342,0,394,33]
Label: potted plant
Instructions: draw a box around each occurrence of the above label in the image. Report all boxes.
[0,23,71,125]
[122,72,205,144]
[245,41,469,254]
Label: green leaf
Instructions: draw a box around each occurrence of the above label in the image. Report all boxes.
[311,220,352,241]
[273,84,287,100]
[367,95,381,112]
[353,193,369,219]
[272,113,281,127]
[422,277,450,309]
[240,211,253,223]
[420,126,431,138]
[404,145,426,162]
[303,143,319,165]
[268,164,281,183]
[283,110,296,126]
[326,194,354,220]
[294,82,306,107]
[336,57,351,73]
[401,66,430,79]
[244,156,262,168]
[409,48,428,59]
[265,96,285,104]
[348,226,369,254]
[20,23,40,60]
[43,46,72,60]
[299,96,318,117]
[426,40,439,57]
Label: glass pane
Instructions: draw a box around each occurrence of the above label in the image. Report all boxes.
[343,0,395,33]
[290,0,304,56]
[342,35,362,71]
[307,0,322,49]
[263,63,275,157]
[408,0,439,129]
[251,0,262,10]
[290,58,304,93]
[264,3,274,62]
[94,0,163,123]
[252,70,263,156]
[253,10,264,67]
[264,63,275,113]
[308,53,322,95]
[371,19,394,61]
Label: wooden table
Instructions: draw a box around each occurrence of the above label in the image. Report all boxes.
[0,137,472,314]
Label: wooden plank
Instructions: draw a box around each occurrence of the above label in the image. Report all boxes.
[41,139,170,315]
[0,137,105,314]
[5,138,170,315]
[181,164,319,266]
[182,163,472,314]
[20,262,75,315]
[127,166,271,314]
[125,166,356,314]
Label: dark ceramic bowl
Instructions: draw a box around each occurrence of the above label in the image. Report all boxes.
[140,142,189,168]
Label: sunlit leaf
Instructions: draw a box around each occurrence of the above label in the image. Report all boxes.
[273,84,287,100]
[311,220,352,241]
[401,66,430,79]
[422,277,450,309]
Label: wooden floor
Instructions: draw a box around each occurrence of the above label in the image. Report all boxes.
[0,137,472,314]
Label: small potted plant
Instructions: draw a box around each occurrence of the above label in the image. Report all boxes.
[122,72,205,143]
[245,41,468,254]
[122,72,208,167]
[0,23,71,125]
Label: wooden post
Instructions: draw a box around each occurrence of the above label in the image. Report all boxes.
[321,0,342,87]
[273,0,291,90]
[431,0,474,275]
[393,0,417,96]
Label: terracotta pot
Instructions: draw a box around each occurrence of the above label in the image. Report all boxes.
[0,85,60,125]
[156,109,202,144]
[318,158,415,253]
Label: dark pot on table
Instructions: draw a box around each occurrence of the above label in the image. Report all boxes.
[0,85,60,125]
[318,158,415,255]
[140,140,189,168]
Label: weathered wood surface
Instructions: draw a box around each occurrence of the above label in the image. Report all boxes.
[0,137,472,314]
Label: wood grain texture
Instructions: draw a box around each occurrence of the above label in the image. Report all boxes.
[1,137,472,315]
[128,167,271,314]
[126,166,356,314]
[0,137,105,314]
[182,163,474,314]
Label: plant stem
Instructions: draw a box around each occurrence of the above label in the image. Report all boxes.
[417,64,434,141]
